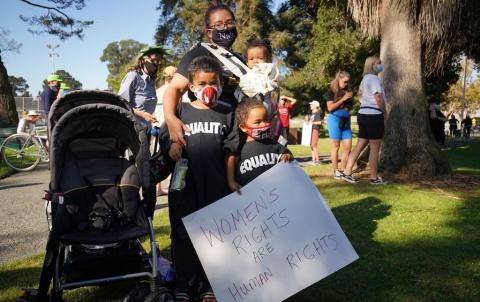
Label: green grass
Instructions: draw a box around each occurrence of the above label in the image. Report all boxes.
[0,161,14,179]
[1,141,479,301]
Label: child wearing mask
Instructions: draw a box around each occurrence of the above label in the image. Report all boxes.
[227,98,294,193]
[166,56,238,302]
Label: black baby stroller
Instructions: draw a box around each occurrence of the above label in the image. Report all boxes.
[23,91,174,302]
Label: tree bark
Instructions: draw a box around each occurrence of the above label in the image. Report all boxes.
[0,54,19,127]
[379,2,450,177]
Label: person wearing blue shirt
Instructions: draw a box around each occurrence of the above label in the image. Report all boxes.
[41,74,61,115]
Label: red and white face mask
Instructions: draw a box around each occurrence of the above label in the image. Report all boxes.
[192,85,222,106]
[244,123,271,140]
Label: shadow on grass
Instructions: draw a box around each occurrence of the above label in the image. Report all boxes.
[287,193,480,301]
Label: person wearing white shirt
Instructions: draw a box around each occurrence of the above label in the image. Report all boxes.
[342,55,387,185]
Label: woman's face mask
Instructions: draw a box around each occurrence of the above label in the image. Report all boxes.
[376,63,384,73]
[192,85,222,106]
[144,61,158,76]
[211,27,238,48]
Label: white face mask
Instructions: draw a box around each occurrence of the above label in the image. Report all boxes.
[192,85,222,106]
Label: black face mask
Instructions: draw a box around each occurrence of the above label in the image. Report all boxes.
[211,27,238,48]
[144,61,158,76]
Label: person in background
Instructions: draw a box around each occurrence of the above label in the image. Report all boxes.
[428,99,446,145]
[17,110,40,135]
[278,96,297,145]
[342,55,387,185]
[462,114,473,141]
[309,100,322,165]
[449,115,459,137]
[118,46,164,131]
[41,74,61,116]
[324,71,353,179]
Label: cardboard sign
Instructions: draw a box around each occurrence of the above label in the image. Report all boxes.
[183,163,358,302]
[301,122,312,146]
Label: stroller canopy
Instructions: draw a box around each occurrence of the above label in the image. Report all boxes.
[48,90,131,137]
[49,102,150,193]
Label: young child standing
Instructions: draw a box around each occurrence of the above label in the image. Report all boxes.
[167,56,237,302]
[227,98,293,192]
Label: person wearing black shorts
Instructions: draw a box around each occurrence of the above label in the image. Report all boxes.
[342,56,387,185]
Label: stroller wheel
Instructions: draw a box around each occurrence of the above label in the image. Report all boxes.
[145,288,175,302]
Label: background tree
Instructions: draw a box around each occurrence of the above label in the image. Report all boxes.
[0,28,22,127]
[0,0,92,127]
[100,39,147,91]
[8,75,31,97]
[347,0,480,177]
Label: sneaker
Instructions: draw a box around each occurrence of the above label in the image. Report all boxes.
[334,170,344,179]
[370,177,387,185]
[341,174,358,183]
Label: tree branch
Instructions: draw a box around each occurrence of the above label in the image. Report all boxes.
[18,0,73,22]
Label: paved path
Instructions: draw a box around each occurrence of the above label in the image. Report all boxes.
[0,164,168,265]
[0,163,50,264]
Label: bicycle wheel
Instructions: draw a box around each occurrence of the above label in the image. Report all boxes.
[1,134,41,171]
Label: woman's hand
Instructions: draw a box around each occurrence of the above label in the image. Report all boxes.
[168,142,183,161]
[341,91,353,102]
[166,116,191,147]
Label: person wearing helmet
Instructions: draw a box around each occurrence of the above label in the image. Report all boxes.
[118,46,164,130]
[41,74,62,115]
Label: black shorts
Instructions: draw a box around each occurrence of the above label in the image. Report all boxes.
[358,113,384,139]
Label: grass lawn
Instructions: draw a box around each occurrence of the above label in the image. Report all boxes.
[0,161,14,179]
[1,141,479,301]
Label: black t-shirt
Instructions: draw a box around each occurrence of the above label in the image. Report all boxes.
[236,139,286,186]
[172,102,238,209]
[462,118,472,127]
[177,44,246,108]
[323,89,353,112]
[311,112,322,130]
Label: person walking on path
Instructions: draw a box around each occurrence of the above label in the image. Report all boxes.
[462,115,473,142]
[278,96,296,145]
[342,56,387,185]
[41,74,61,116]
[118,46,164,130]
[324,71,353,179]
[163,3,245,146]
[309,100,322,165]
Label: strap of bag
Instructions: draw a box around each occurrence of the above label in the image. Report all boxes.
[201,42,248,78]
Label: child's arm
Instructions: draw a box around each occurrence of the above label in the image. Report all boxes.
[169,142,183,161]
[226,154,242,194]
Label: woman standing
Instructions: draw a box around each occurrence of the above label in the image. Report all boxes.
[342,56,387,184]
[118,46,163,130]
[324,71,353,179]
[163,3,244,146]
[309,100,323,164]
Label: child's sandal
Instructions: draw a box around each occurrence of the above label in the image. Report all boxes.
[199,290,216,302]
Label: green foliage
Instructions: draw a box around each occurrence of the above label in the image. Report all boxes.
[100,39,147,90]
[283,1,378,115]
[8,76,30,96]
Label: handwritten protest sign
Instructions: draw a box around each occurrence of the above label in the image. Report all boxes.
[182,163,358,302]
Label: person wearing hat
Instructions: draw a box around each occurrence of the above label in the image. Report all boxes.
[118,46,165,129]
[41,73,62,115]
[17,110,40,135]
[309,100,323,164]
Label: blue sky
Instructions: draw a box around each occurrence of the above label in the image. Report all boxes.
[2,0,285,96]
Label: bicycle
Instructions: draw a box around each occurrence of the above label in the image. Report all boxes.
[0,129,49,172]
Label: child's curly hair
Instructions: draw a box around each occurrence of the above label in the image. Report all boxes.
[187,56,223,83]
[235,98,265,125]
[246,38,273,62]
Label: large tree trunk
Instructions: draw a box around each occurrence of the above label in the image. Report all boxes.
[0,55,18,127]
[379,3,450,177]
